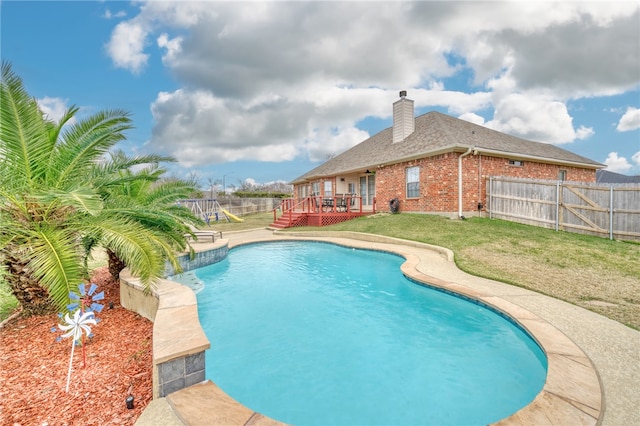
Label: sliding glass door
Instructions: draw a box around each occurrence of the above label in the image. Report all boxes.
[359,175,375,206]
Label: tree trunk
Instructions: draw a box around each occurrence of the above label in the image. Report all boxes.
[107,249,126,281]
[3,256,56,316]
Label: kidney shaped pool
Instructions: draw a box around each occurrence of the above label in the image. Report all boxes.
[172,241,547,425]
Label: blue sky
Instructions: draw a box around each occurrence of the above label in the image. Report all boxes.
[2,1,639,190]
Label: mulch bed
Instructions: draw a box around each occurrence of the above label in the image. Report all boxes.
[0,267,153,425]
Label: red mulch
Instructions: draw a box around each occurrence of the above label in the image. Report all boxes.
[0,267,153,426]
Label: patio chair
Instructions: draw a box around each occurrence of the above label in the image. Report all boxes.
[336,194,348,212]
[322,197,334,212]
[185,224,223,242]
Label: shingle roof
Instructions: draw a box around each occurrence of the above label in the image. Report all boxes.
[596,170,640,184]
[292,111,604,183]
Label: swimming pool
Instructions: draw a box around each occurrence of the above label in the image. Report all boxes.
[176,241,547,425]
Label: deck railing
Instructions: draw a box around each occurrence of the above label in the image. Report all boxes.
[274,195,376,227]
[308,194,362,213]
[273,197,309,227]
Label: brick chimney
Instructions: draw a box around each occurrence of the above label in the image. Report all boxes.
[392,90,414,143]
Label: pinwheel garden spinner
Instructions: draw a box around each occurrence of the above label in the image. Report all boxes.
[54,283,104,393]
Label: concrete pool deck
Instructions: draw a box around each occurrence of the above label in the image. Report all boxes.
[135,228,640,426]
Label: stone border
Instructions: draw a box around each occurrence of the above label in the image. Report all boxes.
[120,255,216,398]
[165,244,228,276]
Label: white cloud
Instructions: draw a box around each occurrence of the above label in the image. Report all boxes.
[458,112,486,126]
[243,177,257,187]
[37,97,75,125]
[633,151,640,168]
[106,1,639,168]
[105,20,150,74]
[306,127,370,163]
[486,92,593,144]
[157,33,182,64]
[459,3,640,97]
[146,82,495,167]
[604,152,633,173]
[617,107,640,131]
[104,9,127,19]
[576,125,596,140]
[148,86,381,166]
[149,89,308,166]
[414,89,492,116]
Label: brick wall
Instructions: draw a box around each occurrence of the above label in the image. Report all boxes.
[474,155,596,211]
[375,152,597,213]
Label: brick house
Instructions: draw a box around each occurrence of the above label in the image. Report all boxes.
[290,91,604,219]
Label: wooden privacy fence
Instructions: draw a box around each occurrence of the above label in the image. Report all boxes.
[487,177,640,241]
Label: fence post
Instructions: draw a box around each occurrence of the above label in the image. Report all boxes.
[609,185,614,240]
[558,182,564,231]
[556,181,560,231]
[488,176,493,219]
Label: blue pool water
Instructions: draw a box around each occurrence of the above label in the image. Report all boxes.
[177,241,547,425]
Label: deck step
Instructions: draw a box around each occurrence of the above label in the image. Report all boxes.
[269,212,306,229]
[270,211,369,229]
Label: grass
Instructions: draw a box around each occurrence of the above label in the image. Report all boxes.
[3,211,639,330]
[202,211,279,232]
[0,278,18,322]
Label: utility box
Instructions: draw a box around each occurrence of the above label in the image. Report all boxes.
[389,198,400,214]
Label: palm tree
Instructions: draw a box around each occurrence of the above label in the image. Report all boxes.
[0,62,196,315]
[97,152,204,279]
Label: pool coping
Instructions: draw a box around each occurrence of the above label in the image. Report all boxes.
[131,229,604,426]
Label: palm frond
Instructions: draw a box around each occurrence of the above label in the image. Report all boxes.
[101,204,193,249]
[35,187,103,217]
[141,180,198,206]
[53,110,134,189]
[45,105,79,146]
[95,218,166,288]
[0,62,51,189]
[90,153,176,188]
[27,225,83,311]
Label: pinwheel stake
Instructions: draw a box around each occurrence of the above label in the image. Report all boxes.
[55,283,104,393]
[59,310,97,393]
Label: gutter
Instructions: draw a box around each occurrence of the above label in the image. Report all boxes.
[470,147,605,169]
[458,147,474,219]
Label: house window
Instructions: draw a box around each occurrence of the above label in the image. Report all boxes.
[406,166,420,198]
[324,180,332,196]
[348,183,355,194]
[558,170,567,181]
[311,182,320,196]
[508,159,524,167]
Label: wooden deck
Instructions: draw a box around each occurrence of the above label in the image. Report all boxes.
[270,196,375,228]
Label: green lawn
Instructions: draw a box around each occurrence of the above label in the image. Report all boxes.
[0,275,18,322]
[3,211,639,329]
[201,210,278,232]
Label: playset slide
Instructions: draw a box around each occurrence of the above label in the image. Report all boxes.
[222,209,244,222]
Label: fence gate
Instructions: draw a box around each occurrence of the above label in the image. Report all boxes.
[487,177,640,241]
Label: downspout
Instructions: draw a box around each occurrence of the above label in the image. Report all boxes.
[458,147,474,218]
